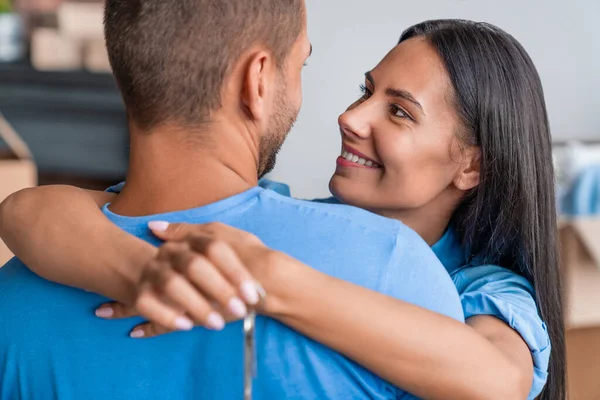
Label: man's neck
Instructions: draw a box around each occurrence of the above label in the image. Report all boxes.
[109,123,260,217]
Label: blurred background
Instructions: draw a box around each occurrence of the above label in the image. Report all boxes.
[0,0,125,190]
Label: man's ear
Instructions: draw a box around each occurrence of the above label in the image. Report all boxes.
[454,146,481,191]
[241,51,275,124]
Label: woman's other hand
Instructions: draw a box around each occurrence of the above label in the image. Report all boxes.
[96,222,280,339]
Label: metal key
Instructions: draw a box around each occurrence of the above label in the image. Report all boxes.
[243,309,258,400]
[243,286,265,400]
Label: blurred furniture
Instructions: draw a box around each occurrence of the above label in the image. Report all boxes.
[561,219,600,400]
[554,139,600,216]
[16,0,63,13]
[555,138,600,399]
[0,64,128,188]
[29,1,109,72]
[0,112,36,264]
[0,12,25,62]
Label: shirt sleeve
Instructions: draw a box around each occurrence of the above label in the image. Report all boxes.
[451,265,551,400]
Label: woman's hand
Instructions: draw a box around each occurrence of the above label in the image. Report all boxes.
[96,222,278,339]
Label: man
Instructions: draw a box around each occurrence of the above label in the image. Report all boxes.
[0,0,463,398]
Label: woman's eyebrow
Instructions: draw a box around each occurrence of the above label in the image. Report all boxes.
[385,88,425,115]
[365,71,424,115]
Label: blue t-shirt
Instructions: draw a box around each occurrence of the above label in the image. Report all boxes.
[0,186,464,400]
[277,181,551,399]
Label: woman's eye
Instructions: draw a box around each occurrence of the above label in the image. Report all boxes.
[389,103,411,120]
[359,84,372,100]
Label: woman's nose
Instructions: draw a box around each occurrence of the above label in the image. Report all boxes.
[338,105,372,140]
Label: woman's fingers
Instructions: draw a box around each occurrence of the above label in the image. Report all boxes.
[129,322,175,339]
[166,246,248,318]
[95,302,139,319]
[149,221,266,305]
[144,258,226,331]
[134,288,197,332]
[148,221,189,241]
[187,235,262,305]
[99,223,267,338]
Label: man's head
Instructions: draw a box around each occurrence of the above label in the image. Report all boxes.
[104,0,310,176]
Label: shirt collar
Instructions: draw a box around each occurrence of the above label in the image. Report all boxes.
[431,227,466,275]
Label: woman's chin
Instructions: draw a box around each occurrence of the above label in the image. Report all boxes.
[329,175,370,209]
[329,174,346,197]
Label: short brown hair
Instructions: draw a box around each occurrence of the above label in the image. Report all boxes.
[104,0,304,129]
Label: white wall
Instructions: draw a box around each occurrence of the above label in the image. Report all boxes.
[269,0,600,199]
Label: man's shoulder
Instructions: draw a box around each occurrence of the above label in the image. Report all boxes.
[0,258,59,325]
[0,257,34,284]
[258,189,406,236]
[0,257,105,313]
[255,190,466,321]
[256,190,436,264]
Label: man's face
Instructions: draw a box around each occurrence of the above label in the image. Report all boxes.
[258,15,312,177]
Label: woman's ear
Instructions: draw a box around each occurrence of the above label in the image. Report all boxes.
[454,147,481,191]
[240,51,274,124]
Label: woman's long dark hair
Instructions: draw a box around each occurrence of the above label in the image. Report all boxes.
[400,20,565,399]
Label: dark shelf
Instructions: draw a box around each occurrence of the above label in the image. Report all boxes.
[0,64,129,184]
[0,64,117,89]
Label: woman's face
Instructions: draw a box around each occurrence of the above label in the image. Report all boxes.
[330,38,478,221]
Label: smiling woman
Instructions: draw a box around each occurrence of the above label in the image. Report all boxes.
[331,38,476,245]
[333,20,564,400]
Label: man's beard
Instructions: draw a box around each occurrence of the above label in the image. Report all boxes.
[257,80,299,178]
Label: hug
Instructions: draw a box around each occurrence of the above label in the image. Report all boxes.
[0,1,564,399]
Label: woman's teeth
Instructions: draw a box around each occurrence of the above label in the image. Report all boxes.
[341,150,379,167]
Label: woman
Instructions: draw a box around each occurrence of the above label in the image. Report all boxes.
[0,20,564,400]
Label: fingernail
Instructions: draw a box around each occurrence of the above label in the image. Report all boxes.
[206,312,225,331]
[148,221,169,232]
[255,283,267,300]
[240,281,259,305]
[95,307,114,318]
[228,297,247,318]
[174,317,194,331]
[130,329,145,338]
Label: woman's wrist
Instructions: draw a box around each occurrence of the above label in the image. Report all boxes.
[259,251,318,321]
[107,237,159,305]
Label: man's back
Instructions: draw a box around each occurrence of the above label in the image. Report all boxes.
[0,187,463,399]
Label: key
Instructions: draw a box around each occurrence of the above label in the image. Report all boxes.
[243,309,257,400]
[243,286,266,400]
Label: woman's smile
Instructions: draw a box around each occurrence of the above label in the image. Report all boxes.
[336,144,382,169]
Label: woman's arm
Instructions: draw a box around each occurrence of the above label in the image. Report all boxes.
[269,254,532,400]
[0,186,156,304]
[131,223,533,400]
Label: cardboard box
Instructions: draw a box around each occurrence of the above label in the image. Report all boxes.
[57,1,103,41]
[31,28,82,71]
[561,220,600,400]
[83,38,110,73]
[16,0,64,13]
[0,113,37,266]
